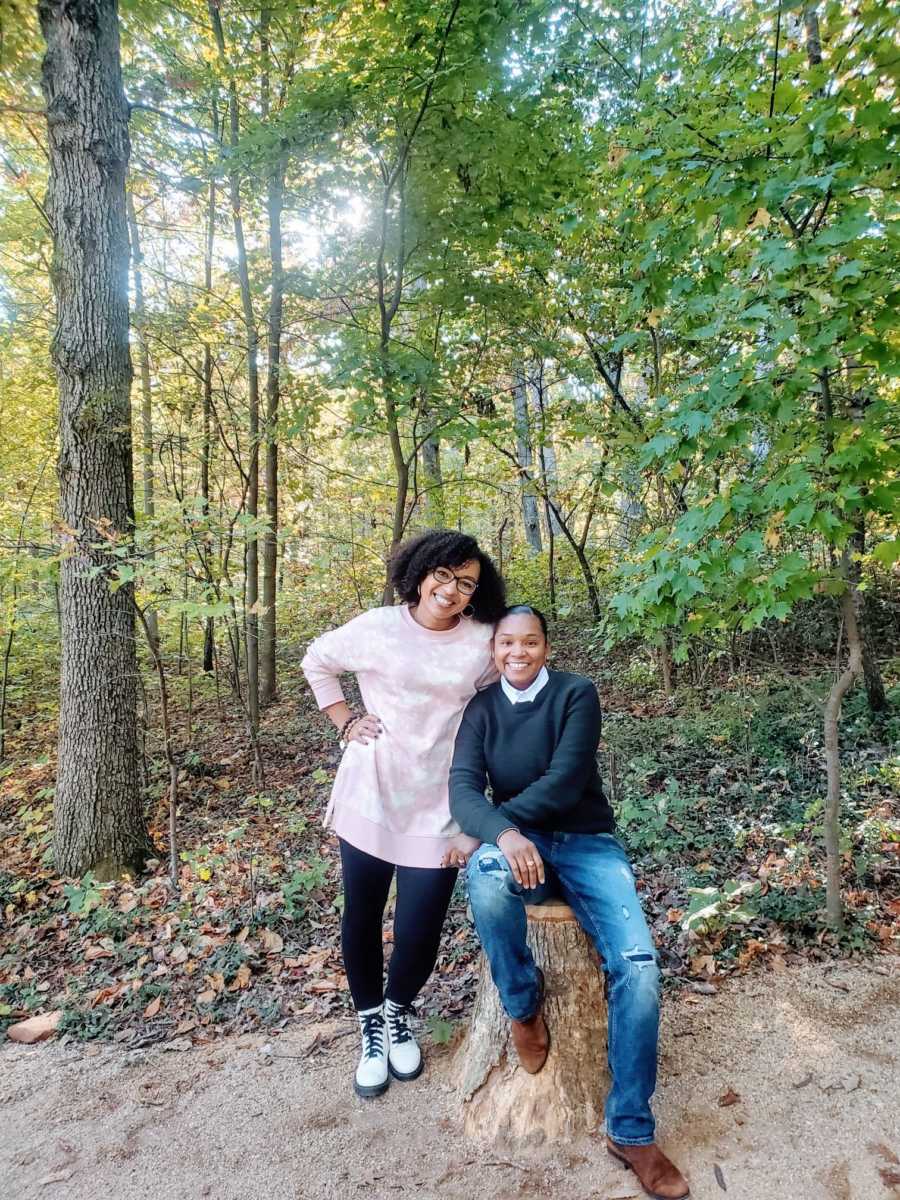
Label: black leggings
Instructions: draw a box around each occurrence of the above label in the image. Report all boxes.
[338,838,458,1011]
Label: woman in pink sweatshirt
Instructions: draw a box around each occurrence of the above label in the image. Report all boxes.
[301,529,505,1098]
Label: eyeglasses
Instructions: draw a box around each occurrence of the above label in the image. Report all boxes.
[431,565,479,596]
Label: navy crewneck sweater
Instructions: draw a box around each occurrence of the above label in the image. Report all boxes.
[449,670,614,845]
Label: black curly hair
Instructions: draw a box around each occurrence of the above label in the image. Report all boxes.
[389,529,506,624]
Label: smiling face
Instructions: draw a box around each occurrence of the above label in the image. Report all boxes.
[493,611,549,690]
[415,559,481,629]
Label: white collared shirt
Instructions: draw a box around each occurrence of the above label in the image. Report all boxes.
[500,665,550,706]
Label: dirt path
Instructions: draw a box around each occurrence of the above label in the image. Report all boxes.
[2,960,898,1200]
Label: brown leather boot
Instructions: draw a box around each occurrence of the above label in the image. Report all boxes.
[606,1138,690,1200]
[510,968,549,1073]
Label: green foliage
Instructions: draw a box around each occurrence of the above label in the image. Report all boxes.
[682,882,759,937]
[62,874,104,916]
[282,858,330,920]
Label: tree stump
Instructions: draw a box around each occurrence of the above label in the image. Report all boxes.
[456,897,608,1146]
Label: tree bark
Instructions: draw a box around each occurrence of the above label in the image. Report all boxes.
[39,0,152,878]
[209,1,260,734]
[456,898,607,1145]
[513,369,542,554]
[823,583,863,931]
[201,169,216,674]
[125,192,158,654]
[527,369,562,539]
[420,397,445,527]
[259,7,284,706]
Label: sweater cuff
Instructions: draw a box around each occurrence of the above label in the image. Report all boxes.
[307,678,346,710]
[478,809,519,846]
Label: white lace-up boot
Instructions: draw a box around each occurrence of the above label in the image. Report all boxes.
[354,1005,389,1098]
[384,998,423,1081]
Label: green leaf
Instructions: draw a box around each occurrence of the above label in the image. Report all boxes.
[872,540,900,567]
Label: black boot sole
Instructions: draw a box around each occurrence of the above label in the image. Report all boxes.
[388,1057,424,1082]
[353,1075,389,1098]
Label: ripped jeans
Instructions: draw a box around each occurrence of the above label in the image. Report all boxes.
[466,832,660,1146]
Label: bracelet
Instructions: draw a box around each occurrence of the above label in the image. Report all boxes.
[338,713,360,740]
[338,713,363,749]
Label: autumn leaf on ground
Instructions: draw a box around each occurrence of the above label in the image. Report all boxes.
[261,928,284,953]
[718,1087,741,1107]
[228,963,252,991]
[7,1011,62,1044]
[143,995,163,1018]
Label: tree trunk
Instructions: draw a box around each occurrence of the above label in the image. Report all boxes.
[823,584,863,931]
[201,158,217,674]
[421,414,445,527]
[39,0,152,878]
[658,637,675,698]
[259,8,283,706]
[209,0,260,734]
[456,898,607,1145]
[527,369,562,538]
[513,369,542,554]
[378,177,410,605]
[125,191,158,654]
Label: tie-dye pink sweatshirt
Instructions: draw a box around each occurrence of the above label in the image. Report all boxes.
[301,604,497,867]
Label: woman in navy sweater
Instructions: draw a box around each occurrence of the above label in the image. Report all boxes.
[449,606,688,1200]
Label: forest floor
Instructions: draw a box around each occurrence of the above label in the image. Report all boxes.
[1,629,899,1197]
[2,956,900,1200]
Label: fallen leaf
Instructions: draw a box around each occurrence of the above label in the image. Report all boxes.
[718,1087,741,1107]
[143,995,162,1019]
[84,944,114,962]
[90,985,126,1007]
[7,1011,63,1044]
[714,1162,727,1191]
[169,942,189,964]
[196,989,216,1005]
[261,929,283,953]
[228,963,252,991]
[879,1167,900,1189]
[307,973,348,994]
[870,1143,900,1166]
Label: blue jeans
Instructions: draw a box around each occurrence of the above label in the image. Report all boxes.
[466,831,660,1146]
